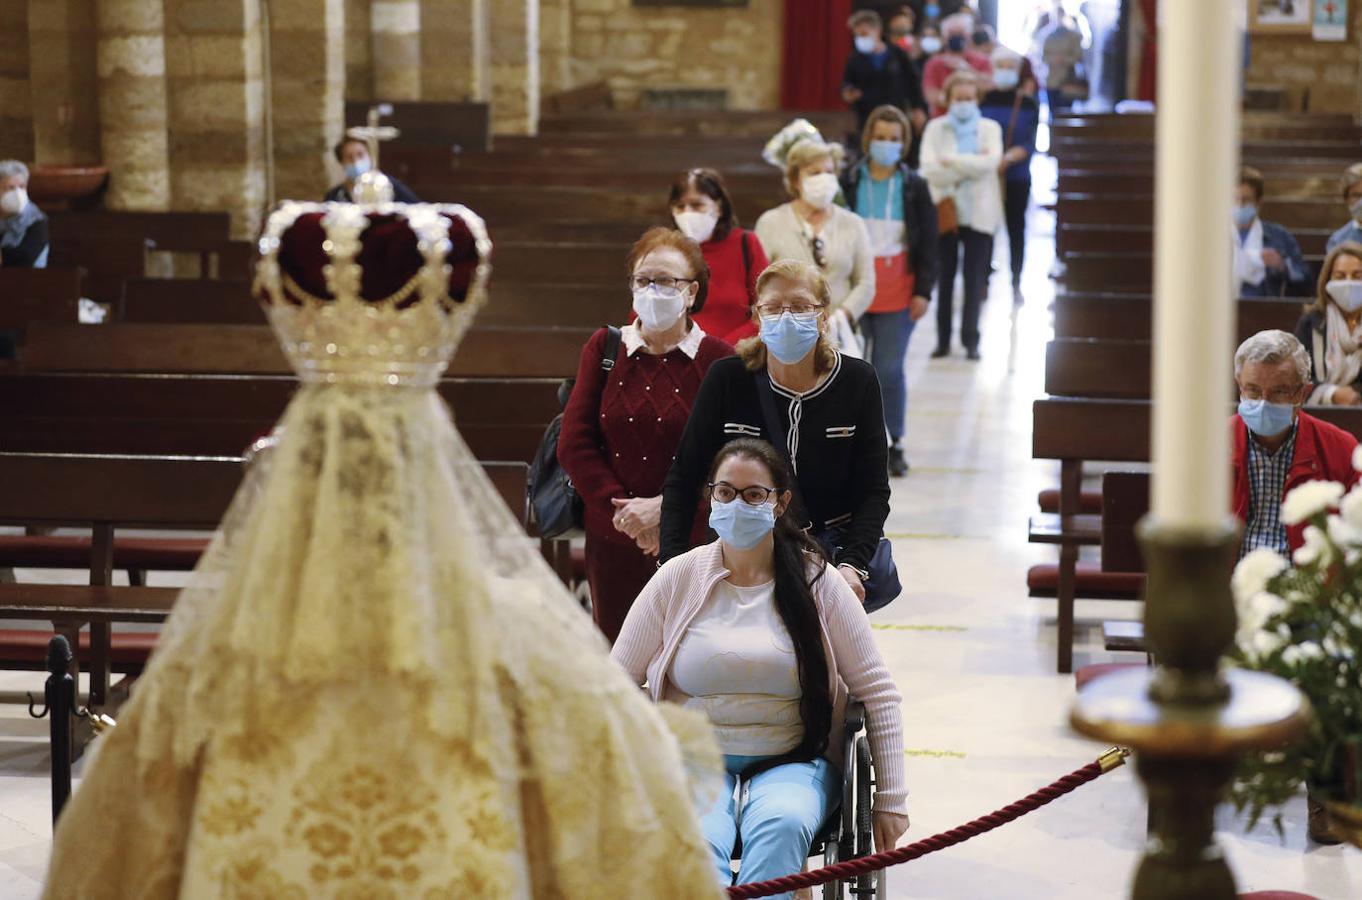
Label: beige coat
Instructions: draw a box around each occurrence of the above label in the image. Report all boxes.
[920,114,1005,235]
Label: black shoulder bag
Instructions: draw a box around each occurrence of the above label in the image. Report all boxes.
[528,326,622,539]
[753,373,901,612]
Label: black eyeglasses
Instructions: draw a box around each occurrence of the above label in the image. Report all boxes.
[707,482,778,506]
[630,275,694,293]
[810,236,827,269]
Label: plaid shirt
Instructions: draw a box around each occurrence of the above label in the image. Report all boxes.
[1241,423,1298,558]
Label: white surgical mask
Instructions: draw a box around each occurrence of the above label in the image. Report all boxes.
[919,35,943,54]
[854,35,878,54]
[1326,279,1362,313]
[0,187,27,216]
[632,284,688,331]
[800,172,840,210]
[674,209,719,244]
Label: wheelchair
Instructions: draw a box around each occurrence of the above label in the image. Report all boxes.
[731,700,884,899]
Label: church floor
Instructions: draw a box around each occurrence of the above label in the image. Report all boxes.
[1,162,1358,898]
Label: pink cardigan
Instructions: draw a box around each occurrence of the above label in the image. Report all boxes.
[611,540,907,815]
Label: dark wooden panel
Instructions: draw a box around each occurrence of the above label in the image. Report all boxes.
[1031,398,1151,462]
[1044,339,1151,399]
[0,268,82,328]
[345,101,490,153]
[1101,471,1149,574]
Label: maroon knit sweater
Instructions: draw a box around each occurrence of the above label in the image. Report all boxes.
[558,326,733,544]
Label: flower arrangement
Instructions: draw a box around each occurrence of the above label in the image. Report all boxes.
[1229,453,1362,833]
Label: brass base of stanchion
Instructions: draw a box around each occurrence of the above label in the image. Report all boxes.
[1069,518,1311,900]
[1325,800,1362,849]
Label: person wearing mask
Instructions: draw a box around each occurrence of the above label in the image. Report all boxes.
[918,24,944,59]
[558,227,733,642]
[1294,242,1362,406]
[921,71,1003,360]
[920,13,993,117]
[323,137,420,203]
[980,47,1040,304]
[614,438,908,896]
[1232,166,1311,298]
[887,5,917,58]
[1326,162,1362,253]
[0,160,49,268]
[1040,3,1089,114]
[669,168,770,345]
[755,138,876,326]
[659,259,892,609]
[841,9,928,143]
[841,106,939,477]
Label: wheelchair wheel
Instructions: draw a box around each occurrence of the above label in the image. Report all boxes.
[853,734,875,897]
[821,836,842,900]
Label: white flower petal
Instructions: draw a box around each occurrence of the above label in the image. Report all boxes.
[1281,481,1345,526]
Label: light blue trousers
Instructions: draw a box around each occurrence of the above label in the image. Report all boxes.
[702,754,840,900]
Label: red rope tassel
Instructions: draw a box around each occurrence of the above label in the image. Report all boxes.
[726,750,1126,899]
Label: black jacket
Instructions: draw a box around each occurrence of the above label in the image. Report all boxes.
[841,162,939,296]
[842,43,927,129]
[659,353,891,572]
[323,177,420,204]
[0,215,48,267]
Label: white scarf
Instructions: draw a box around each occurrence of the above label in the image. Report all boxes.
[1323,301,1362,389]
[1232,219,1265,290]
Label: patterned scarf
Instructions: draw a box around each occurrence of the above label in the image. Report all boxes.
[0,198,44,249]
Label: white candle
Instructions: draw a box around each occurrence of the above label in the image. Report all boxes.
[1150,0,1240,527]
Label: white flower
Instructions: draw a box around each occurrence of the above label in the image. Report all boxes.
[1247,628,1286,659]
[1236,590,1288,648]
[1352,445,1362,472]
[1341,485,1362,528]
[1282,641,1325,666]
[1281,481,1345,526]
[1232,549,1288,604]
[1293,525,1334,567]
[1328,513,1362,550]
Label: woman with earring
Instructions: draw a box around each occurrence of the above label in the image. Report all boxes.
[558,227,734,643]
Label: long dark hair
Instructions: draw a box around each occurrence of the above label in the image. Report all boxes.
[668,167,739,243]
[707,438,832,777]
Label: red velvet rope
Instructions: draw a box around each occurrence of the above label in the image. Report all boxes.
[725,761,1107,899]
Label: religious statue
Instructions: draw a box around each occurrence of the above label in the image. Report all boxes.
[42,199,722,898]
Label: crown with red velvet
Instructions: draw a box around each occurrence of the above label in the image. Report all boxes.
[254,201,492,386]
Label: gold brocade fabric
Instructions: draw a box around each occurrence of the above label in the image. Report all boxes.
[43,385,723,899]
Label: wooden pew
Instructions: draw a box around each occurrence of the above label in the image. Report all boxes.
[1058,223,1334,257]
[121,278,265,324]
[47,210,237,279]
[19,322,593,380]
[1053,294,1304,341]
[1061,250,1326,293]
[538,108,852,139]
[0,268,82,329]
[345,100,491,154]
[1056,194,1342,230]
[47,236,150,305]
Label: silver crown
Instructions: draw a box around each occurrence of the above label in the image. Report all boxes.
[253,201,492,387]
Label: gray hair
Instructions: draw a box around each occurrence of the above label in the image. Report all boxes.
[991,45,1022,67]
[0,160,29,182]
[942,12,974,37]
[1234,329,1310,384]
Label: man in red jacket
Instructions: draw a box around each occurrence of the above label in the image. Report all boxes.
[1232,330,1360,559]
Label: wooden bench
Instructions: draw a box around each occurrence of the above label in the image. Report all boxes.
[47,236,151,305]
[345,100,490,154]
[1053,294,1304,341]
[1058,223,1334,258]
[120,278,264,324]
[0,268,82,330]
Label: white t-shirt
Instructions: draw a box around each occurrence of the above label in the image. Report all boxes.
[668,578,803,757]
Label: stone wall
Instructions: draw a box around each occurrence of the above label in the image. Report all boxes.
[0,0,35,160]
[566,0,784,110]
[1245,9,1362,114]
[28,0,102,166]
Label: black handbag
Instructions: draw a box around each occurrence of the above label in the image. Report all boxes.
[528,326,622,540]
[752,373,901,611]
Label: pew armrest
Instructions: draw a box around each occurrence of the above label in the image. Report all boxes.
[0,584,178,623]
[1102,620,1147,653]
[1027,513,1102,546]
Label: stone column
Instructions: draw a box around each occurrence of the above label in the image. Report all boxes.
[419,0,487,101]
[163,0,267,239]
[269,0,345,204]
[489,0,538,135]
[95,0,171,211]
[538,0,570,99]
[370,0,421,99]
[0,0,35,161]
[344,0,373,101]
[27,0,102,165]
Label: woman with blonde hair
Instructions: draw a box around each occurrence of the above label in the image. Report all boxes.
[1295,241,1362,405]
[1327,162,1362,253]
[659,259,893,610]
[754,138,876,327]
[920,69,1002,360]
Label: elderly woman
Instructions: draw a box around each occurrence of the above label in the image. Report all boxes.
[755,138,875,331]
[659,259,892,609]
[669,167,770,345]
[615,438,907,897]
[1295,242,1362,406]
[921,70,1003,360]
[0,160,49,268]
[920,12,993,116]
[1326,162,1362,253]
[840,105,939,477]
[1233,166,1311,298]
[557,227,733,643]
[980,47,1040,303]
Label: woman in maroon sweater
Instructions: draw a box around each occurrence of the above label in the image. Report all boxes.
[558,227,734,642]
[669,168,770,345]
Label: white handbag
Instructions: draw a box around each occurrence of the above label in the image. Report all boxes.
[829,310,865,360]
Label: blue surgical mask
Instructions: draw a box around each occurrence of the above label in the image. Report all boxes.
[925,3,941,19]
[946,35,967,52]
[344,158,371,180]
[868,140,903,167]
[709,498,776,550]
[1238,398,1295,437]
[1233,204,1257,229]
[993,68,1019,90]
[950,100,979,122]
[759,311,822,364]
[854,35,878,54]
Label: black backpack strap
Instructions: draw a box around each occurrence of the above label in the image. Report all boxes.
[601,325,623,371]
[753,374,811,529]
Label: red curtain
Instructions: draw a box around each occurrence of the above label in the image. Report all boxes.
[780,0,855,110]
[1137,0,1158,101]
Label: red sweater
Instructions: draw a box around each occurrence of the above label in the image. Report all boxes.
[558,326,733,544]
[1231,411,1360,552]
[691,228,768,345]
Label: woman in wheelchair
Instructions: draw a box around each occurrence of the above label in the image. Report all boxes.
[613,438,908,895]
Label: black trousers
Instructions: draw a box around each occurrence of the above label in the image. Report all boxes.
[935,227,992,352]
[1003,178,1031,283]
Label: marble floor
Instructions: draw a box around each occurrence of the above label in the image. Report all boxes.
[1,160,1359,898]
